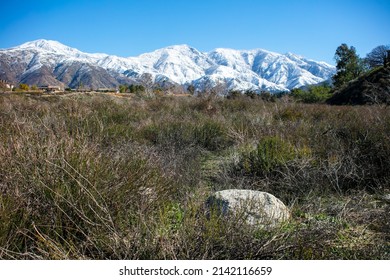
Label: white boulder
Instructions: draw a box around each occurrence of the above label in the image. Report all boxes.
[206,189,290,228]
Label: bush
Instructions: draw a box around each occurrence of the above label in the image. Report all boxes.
[275,107,303,121]
[291,85,332,103]
[226,90,242,99]
[238,137,297,176]
[140,118,232,152]
[18,83,29,91]
[194,119,232,151]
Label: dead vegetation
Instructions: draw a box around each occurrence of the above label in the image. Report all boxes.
[0,93,389,259]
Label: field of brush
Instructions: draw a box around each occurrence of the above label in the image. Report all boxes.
[0,92,389,259]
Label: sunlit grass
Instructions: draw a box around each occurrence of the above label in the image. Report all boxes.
[0,93,389,259]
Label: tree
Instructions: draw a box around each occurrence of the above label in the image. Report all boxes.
[333,44,365,88]
[259,91,276,102]
[365,45,390,68]
[291,85,332,103]
[127,84,145,94]
[140,73,154,97]
[119,84,127,93]
[187,84,195,95]
[18,83,29,91]
[245,90,258,99]
[226,90,242,99]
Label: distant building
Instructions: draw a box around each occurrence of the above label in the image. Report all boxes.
[0,79,15,90]
[38,85,63,92]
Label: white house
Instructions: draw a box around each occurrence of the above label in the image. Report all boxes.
[0,79,14,90]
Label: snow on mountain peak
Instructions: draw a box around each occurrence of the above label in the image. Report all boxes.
[1,40,336,93]
[17,39,80,55]
[15,39,108,62]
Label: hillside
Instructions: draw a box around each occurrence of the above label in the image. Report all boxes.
[327,65,390,105]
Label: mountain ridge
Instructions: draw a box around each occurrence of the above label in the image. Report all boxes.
[0,39,336,93]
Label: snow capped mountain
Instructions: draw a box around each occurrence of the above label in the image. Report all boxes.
[15,39,107,61]
[0,39,336,93]
[133,45,215,84]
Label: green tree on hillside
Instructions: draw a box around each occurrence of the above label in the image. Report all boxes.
[333,44,365,88]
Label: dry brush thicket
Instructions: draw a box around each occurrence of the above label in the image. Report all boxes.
[0,93,389,259]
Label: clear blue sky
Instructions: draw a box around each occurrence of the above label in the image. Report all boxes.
[1,0,389,64]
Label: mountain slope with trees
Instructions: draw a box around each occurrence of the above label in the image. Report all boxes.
[327,43,390,105]
[327,65,390,105]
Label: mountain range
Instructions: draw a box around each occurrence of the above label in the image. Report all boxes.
[0,39,335,93]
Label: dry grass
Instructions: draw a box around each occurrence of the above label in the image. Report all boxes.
[0,93,389,259]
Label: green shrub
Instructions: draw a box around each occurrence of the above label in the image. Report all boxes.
[239,136,297,176]
[18,83,30,91]
[194,119,232,151]
[291,85,332,103]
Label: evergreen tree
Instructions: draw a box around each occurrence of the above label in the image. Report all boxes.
[333,44,364,88]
